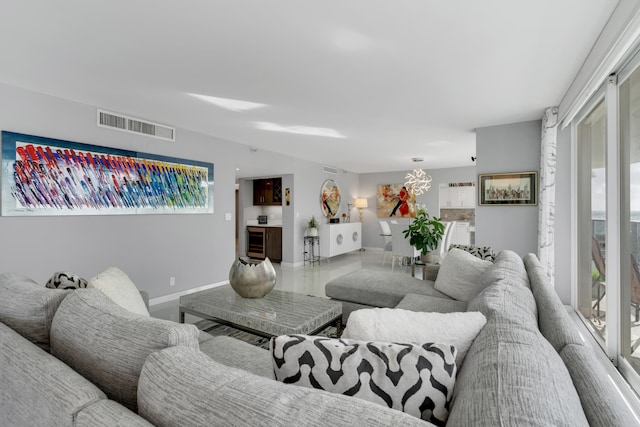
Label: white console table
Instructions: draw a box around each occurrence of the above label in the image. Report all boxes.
[319,222,362,258]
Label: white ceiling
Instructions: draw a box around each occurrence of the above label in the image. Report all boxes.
[0,0,619,177]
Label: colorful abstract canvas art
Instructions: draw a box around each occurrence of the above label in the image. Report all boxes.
[1,131,214,216]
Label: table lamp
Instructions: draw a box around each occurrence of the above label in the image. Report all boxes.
[354,198,368,222]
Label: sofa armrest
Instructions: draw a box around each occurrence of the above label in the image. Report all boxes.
[424,264,440,281]
[139,291,149,310]
[395,293,467,313]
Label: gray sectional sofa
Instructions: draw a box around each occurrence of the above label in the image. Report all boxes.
[0,273,427,426]
[2,250,638,426]
[325,250,640,426]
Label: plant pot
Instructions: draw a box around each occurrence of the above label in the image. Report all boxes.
[420,252,433,263]
[307,227,318,237]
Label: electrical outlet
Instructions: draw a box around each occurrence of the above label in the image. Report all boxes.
[169,277,175,287]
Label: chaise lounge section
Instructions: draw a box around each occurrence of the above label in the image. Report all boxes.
[325,250,639,426]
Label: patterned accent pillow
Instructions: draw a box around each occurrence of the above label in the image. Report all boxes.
[45,271,89,289]
[448,244,496,261]
[271,335,457,425]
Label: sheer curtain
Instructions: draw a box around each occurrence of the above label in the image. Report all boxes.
[538,106,558,286]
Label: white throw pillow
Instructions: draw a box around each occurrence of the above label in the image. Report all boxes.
[434,248,493,301]
[271,334,456,424]
[342,308,486,367]
[88,267,149,316]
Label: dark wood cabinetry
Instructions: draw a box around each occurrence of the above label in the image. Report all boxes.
[246,226,282,263]
[253,178,282,206]
[265,227,282,263]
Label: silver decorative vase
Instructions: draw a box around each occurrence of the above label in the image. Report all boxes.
[229,257,277,298]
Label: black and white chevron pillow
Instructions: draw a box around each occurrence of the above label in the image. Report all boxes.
[448,244,496,261]
[45,272,88,289]
[270,335,457,425]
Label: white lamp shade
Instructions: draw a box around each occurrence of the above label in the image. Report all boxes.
[354,198,368,208]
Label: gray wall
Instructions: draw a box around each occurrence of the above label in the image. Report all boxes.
[358,166,476,249]
[0,83,239,299]
[0,82,563,302]
[0,83,358,297]
[475,120,541,256]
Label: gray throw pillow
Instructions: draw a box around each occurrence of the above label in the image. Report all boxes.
[0,273,69,351]
[50,289,199,411]
[435,248,493,301]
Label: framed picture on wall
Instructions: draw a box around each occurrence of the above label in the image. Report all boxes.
[478,171,538,206]
[376,183,417,218]
[320,179,340,218]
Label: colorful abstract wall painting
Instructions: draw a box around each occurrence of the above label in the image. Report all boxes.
[1,131,214,216]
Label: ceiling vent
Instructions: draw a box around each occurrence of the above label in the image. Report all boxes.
[97,109,175,142]
[322,165,338,175]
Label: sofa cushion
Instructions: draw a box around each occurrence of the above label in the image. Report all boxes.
[434,248,493,301]
[45,271,89,289]
[523,253,584,352]
[560,344,639,427]
[477,250,532,291]
[75,400,153,427]
[467,280,539,331]
[0,272,69,352]
[342,308,486,366]
[395,293,468,313]
[88,267,149,316]
[138,346,428,427]
[199,335,274,379]
[449,255,589,426]
[50,289,199,412]
[449,321,589,426]
[467,251,538,329]
[0,322,107,427]
[325,269,450,308]
[271,335,456,425]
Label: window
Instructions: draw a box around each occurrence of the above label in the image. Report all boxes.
[577,100,607,342]
[575,53,640,392]
[621,64,640,376]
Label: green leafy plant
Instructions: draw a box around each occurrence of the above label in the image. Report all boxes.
[307,215,319,229]
[402,209,445,255]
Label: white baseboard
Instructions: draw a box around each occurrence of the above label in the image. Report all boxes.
[281,261,304,268]
[149,280,228,306]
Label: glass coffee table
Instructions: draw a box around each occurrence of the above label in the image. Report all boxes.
[179,285,342,338]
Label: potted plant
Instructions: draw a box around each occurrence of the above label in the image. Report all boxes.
[402,209,445,262]
[306,215,319,237]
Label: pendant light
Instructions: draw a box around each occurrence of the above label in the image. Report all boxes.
[404,157,432,196]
